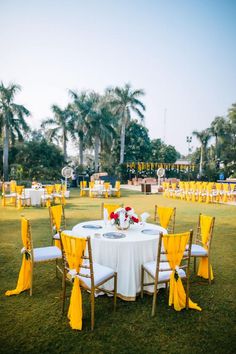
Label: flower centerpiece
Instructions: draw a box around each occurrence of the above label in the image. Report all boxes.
[110,206,139,230]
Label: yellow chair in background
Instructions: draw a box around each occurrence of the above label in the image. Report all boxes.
[101,202,124,219]
[154,205,176,233]
[2,181,17,207]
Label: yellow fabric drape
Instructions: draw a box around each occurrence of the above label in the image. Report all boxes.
[197,215,214,280]
[163,233,201,311]
[157,207,174,229]
[104,204,122,219]
[61,233,87,330]
[51,205,63,249]
[5,218,32,296]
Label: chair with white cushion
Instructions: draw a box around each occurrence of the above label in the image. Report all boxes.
[61,232,117,330]
[141,230,202,316]
[191,213,215,284]
[2,181,17,207]
[5,217,62,297]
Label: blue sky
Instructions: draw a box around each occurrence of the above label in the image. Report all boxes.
[0,0,235,155]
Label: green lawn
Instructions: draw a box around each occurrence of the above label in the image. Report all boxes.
[0,189,235,354]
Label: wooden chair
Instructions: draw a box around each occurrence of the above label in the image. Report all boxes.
[5,217,62,297]
[49,204,66,242]
[154,205,176,233]
[2,181,17,207]
[53,184,66,205]
[102,182,111,198]
[141,230,193,316]
[80,181,89,197]
[41,185,54,207]
[101,202,124,220]
[111,181,121,198]
[61,232,117,330]
[16,186,31,208]
[191,214,215,284]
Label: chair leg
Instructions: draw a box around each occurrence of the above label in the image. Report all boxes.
[208,258,211,285]
[61,273,67,314]
[91,289,95,331]
[193,257,197,273]
[113,273,117,311]
[30,263,33,296]
[151,284,158,317]
[141,266,144,299]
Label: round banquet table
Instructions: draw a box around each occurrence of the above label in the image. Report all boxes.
[24,188,44,206]
[71,220,167,301]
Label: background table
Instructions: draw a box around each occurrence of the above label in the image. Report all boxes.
[24,188,44,206]
[71,220,167,300]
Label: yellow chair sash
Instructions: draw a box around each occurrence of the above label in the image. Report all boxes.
[163,233,201,311]
[197,215,214,280]
[61,232,87,330]
[104,204,122,219]
[5,218,32,296]
[51,205,63,248]
[157,207,174,229]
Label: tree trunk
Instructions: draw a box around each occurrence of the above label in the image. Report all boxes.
[119,121,126,164]
[79,136,83,165]
[199,145,204,177]
[63,130,67,162]
[3,124,9,181]
[94,135,100,172]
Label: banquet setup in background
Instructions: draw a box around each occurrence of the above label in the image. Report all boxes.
[5,201,215,331]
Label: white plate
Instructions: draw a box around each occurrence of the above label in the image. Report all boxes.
[103,232,126,239]
[141,229,160,235]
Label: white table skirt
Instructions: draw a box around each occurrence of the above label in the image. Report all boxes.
[24,188,44,206]
[70,220,167,300]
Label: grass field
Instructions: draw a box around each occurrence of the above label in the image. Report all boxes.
[0,189,235,354]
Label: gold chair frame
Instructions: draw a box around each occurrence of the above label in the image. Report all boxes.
[25,219,62,296]
[193,213,215,285]
[141,230,193,316]
[61,235,117,330]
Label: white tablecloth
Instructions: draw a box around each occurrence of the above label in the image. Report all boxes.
[70,220,167,300]
[24,188,44,206]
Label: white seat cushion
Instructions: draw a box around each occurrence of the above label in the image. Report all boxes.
[53,232,60,240]
[41,195,53,200]
[33,246,62,262]
[143,261,186,282]
[3,193,16,197]
[78,262,115,288]
[190,244,208,257]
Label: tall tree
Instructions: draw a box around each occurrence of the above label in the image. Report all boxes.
[108,83,145,164]
[0,82,30,180]
[210,116,227,160]
[68,91,89,165]
[192,128,211,177]
[41,104,71,162]
[85,94,116,172]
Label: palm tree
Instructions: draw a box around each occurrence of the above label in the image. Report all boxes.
[41,104,71,162]
[192,128,211,177]
[85,93,116,172]
[210,116,226,160]
[0,82,30,180]
[68,91,89,166]
[108,83,145,164]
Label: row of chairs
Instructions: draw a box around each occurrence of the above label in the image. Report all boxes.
[163,181,236,203]
[80,181,121,198]
[1,181,66,208]
[5,203,215,331]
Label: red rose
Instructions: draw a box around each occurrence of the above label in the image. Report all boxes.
[113,213,119,220]
[125,206,132,211]
[131,216,139,223]
[110,212,115,219]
